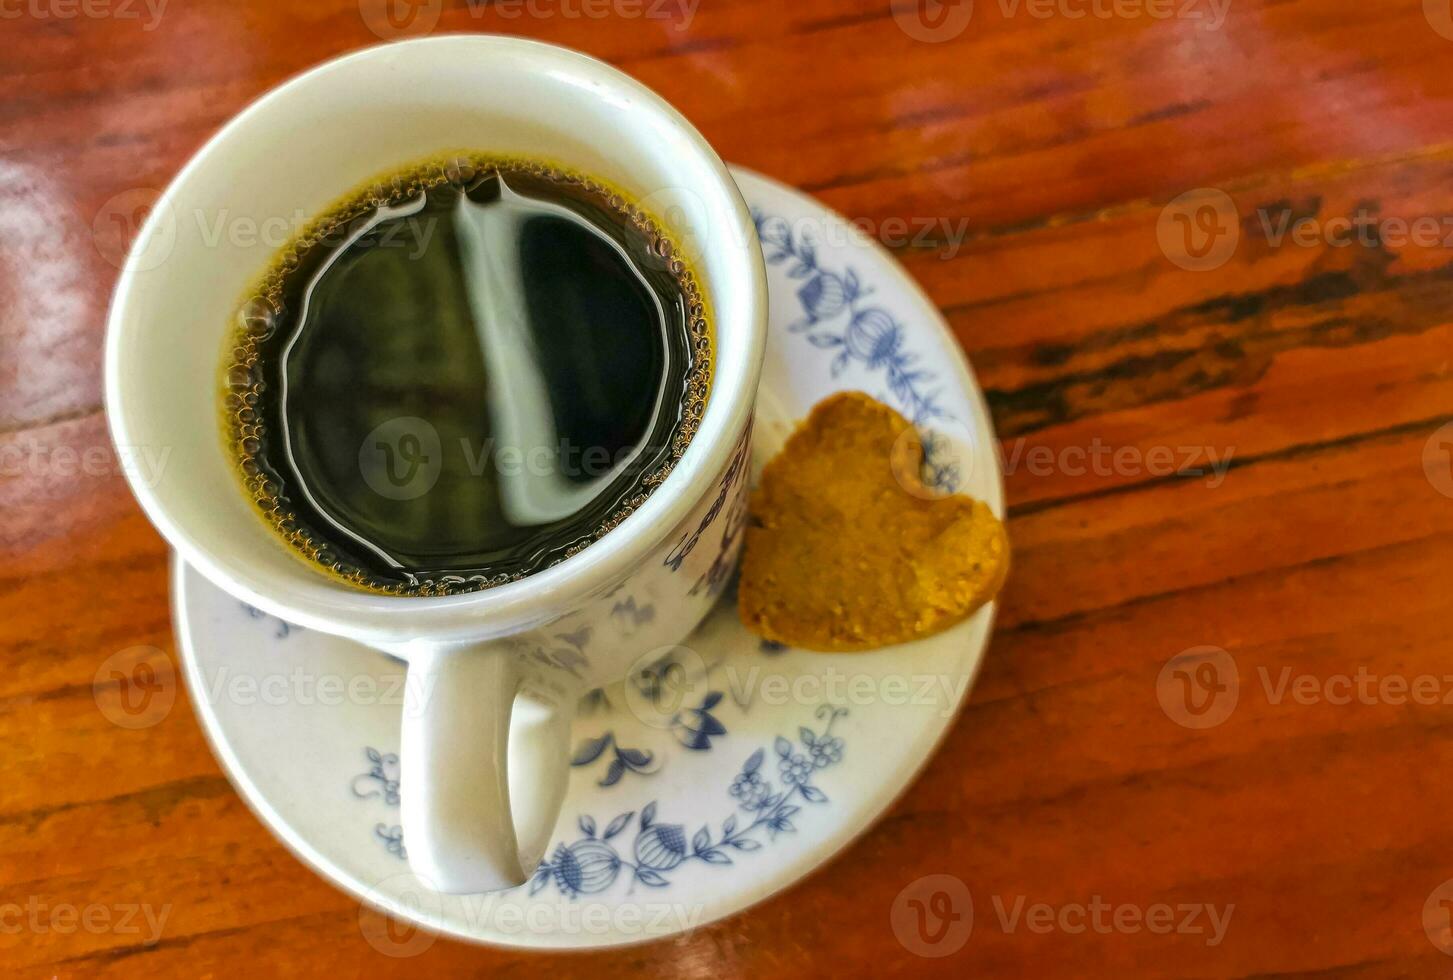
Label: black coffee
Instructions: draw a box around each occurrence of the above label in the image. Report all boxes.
[222,156,710,595]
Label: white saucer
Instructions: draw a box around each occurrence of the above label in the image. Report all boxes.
[173,166,1004,950]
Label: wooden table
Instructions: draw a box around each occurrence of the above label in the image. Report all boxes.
[6,0,1453,975]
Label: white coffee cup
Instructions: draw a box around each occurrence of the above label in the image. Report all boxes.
[104,35,766,894]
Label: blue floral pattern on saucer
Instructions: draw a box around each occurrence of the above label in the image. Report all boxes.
[532,706,847,897]
[753,208,960,494]
[753,209,949,426]
[350,702,848,883]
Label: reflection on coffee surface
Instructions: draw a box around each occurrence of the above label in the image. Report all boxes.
[221,156,710,595]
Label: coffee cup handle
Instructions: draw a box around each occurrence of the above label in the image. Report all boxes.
[400,642,574,893]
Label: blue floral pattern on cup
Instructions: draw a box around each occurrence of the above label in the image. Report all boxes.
[241,602,300,639]
[663,427,751,578]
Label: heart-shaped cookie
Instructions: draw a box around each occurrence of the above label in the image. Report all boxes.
[738,392,1008,652]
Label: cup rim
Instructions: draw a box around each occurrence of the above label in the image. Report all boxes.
[104,34,766,644]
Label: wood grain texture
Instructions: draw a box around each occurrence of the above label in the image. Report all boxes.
[4,0,1453,975]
